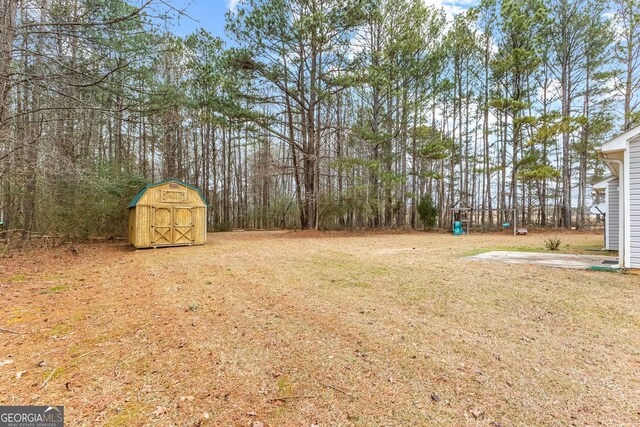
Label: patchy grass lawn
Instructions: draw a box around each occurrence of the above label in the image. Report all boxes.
[0,230,639,426]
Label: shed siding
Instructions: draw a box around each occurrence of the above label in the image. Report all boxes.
[193,206,207,245]
[630,141,640,268]
[135,205,152,247]
[607,178,619,250]
[128,208,136,245]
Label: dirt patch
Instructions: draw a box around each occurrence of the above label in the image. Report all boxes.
[1,231,638,426]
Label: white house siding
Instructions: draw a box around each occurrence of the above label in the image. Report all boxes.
[607,178,619,250]
[630,141,640,268]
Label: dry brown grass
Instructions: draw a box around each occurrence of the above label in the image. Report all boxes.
[1,230,639,426]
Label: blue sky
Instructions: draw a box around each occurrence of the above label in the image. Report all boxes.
[164,0,477,41]
[166,0,230,40]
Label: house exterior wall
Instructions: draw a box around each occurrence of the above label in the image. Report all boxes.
[607,178,619,250]
[629,141,640,268]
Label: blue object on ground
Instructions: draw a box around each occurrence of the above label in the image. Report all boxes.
[453,221,464,235]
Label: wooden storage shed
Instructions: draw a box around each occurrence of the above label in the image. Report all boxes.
[128,179,207,248]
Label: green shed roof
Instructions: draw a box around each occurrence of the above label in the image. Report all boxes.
[128,179,208,208]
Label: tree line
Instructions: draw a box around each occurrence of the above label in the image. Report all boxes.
[1,0,639,238]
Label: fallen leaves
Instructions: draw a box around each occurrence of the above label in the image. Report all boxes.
[39,368,57,389]
[151,406,167,417]
[470,407,484,419]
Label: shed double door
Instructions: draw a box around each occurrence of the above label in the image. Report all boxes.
[151,206,194,246]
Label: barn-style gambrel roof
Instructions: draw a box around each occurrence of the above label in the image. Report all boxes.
[128,179,208,208]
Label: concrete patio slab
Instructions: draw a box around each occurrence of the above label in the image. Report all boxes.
[466,251,618,270]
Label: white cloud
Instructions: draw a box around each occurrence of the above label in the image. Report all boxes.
[423,0,477,20]
[538,78,562,103]
[607,12,627,44]
[227,0,241,12]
